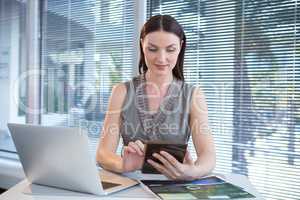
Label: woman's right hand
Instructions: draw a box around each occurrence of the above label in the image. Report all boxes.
[122,140,145,172]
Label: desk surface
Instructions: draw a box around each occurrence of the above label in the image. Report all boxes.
[0,173,264,200]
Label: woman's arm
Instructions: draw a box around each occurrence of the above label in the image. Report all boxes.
[189,86,216,177]
[96,83,127,173]
[96,83,145,173]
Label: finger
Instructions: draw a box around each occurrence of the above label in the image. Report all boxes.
[147,159,175,180]
[153,153,181,177]
[135,140,145,154]
[128,142,143,156]
[124,145,136,154]
[159,151,183,170]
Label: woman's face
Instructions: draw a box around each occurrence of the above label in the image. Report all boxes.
[141,30,181,77]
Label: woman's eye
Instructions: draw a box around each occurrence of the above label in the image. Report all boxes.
[167,48,176,52]
[148,48,157,52]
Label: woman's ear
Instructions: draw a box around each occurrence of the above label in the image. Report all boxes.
[140,39,144,47]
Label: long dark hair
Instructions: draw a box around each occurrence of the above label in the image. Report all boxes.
[139,15,186,81]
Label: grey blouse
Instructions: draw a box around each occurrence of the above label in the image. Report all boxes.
[120,74,196,146]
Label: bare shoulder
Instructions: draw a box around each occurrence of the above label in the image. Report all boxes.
[190,86,208,115]
[189,85,211,136]
[192,85,205,96]
[111,82,127,97]
[191,86,206,103]
[108,82,128,111]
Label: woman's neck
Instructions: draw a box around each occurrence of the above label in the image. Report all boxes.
[145,71,173,88]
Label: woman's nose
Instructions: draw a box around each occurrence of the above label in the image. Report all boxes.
[157,50,167,62]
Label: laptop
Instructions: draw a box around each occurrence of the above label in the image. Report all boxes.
[7,123,138,196]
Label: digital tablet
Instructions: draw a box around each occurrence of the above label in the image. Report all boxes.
[141,142,187,174]
[140,175,256,200]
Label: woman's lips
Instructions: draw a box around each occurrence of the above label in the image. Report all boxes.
[155,64,168,69]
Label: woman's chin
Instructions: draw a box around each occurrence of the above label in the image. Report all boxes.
[153,69,171,76]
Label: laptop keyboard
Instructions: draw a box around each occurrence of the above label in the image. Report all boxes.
[101,181,121,189]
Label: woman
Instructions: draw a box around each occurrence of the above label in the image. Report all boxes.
[96,15,215,181]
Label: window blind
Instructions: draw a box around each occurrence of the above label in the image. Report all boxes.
[0,0,27,153]
[148,0,299,199]
[40,0,136,155]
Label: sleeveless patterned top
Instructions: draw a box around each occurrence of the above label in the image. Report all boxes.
[120,74,196,145]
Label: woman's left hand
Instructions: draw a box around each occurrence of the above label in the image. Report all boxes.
[147,150,199,181]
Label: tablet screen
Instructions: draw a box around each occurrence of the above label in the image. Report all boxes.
[142,143,187,174]
[141,176,256,199]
